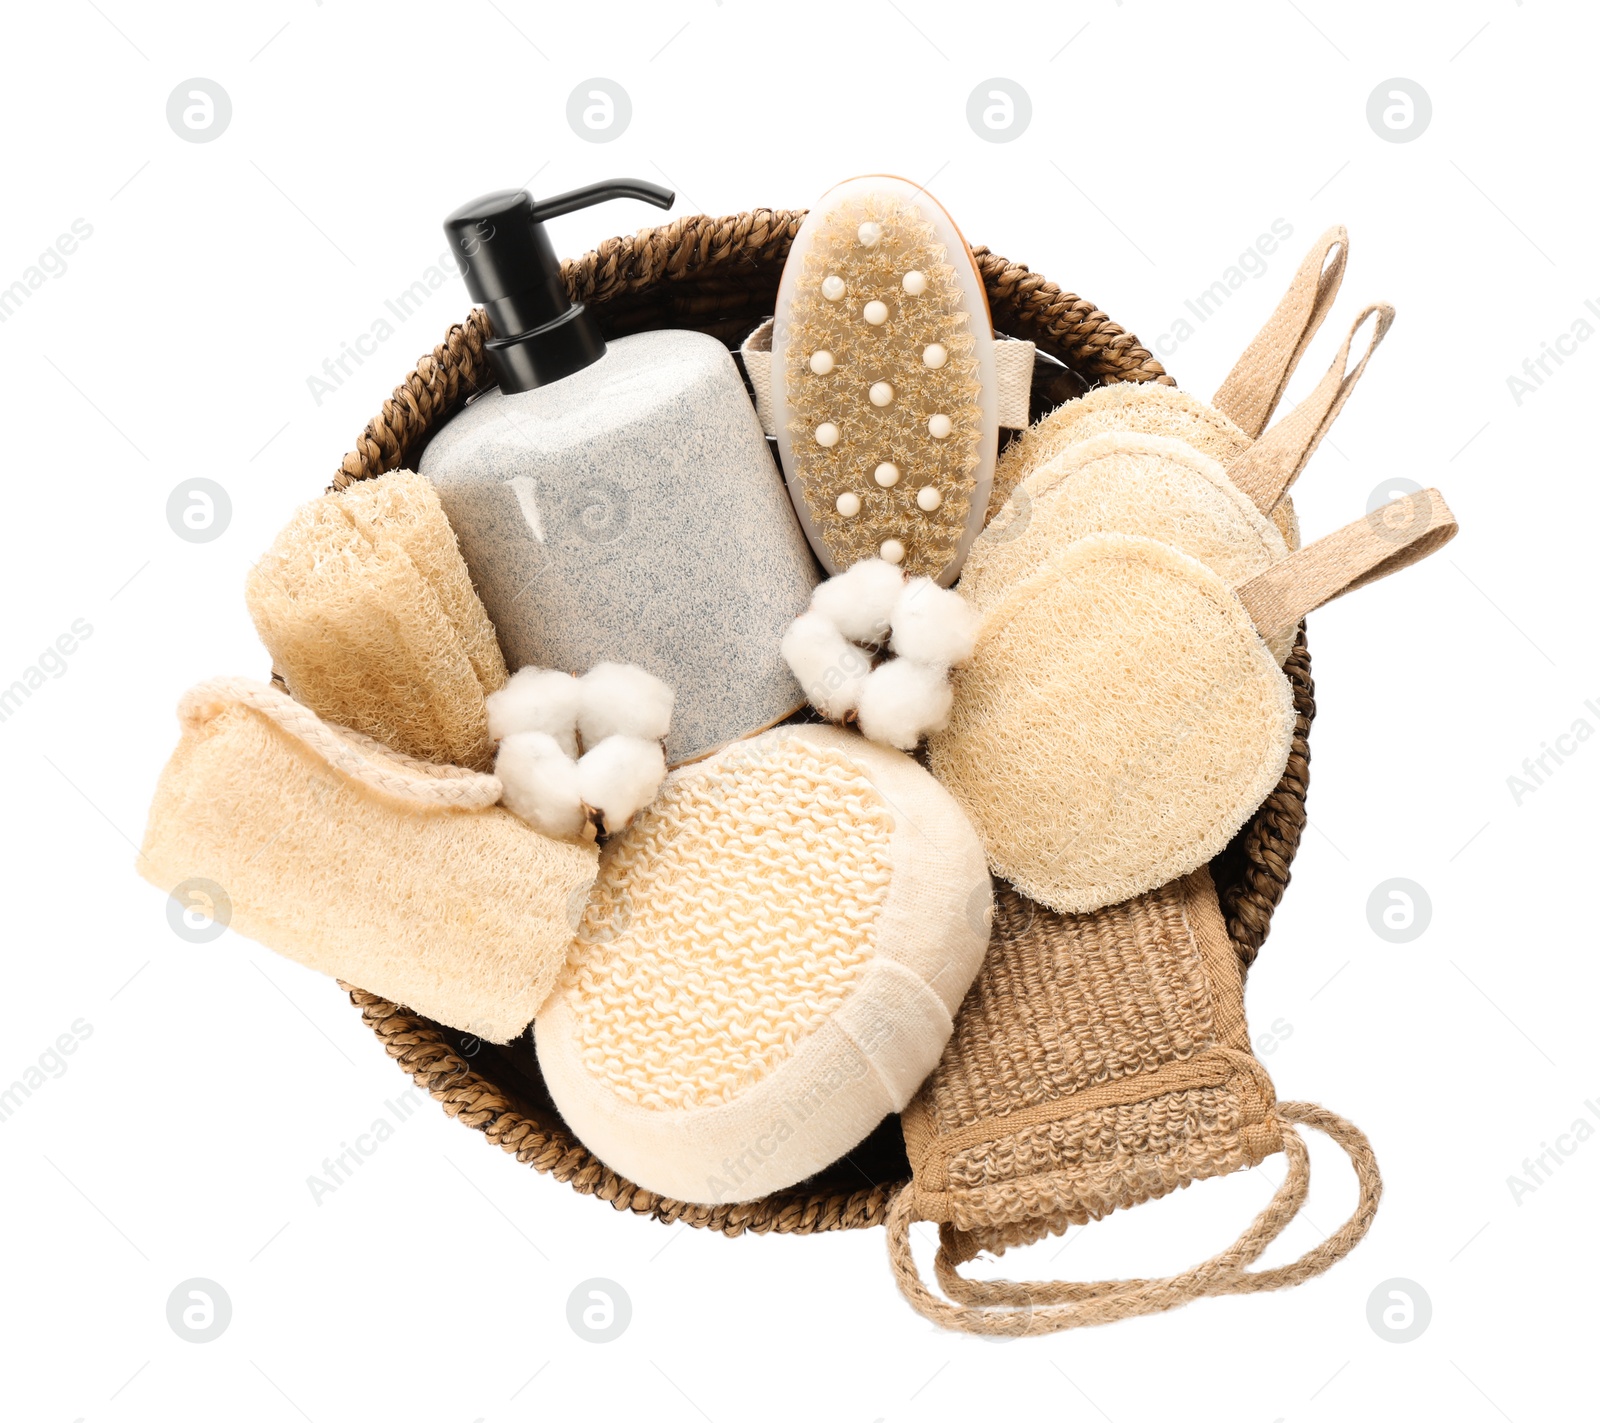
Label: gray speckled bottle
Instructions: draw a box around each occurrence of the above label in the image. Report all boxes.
[421,328,819,765]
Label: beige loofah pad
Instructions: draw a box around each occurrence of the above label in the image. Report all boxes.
[247,471,507,772]
[989,384,1253,523]
[138,678,597,1044]
[931,535,1296,914]
[535,723,991,1205]
[963,431,1295,660]
[930,490,1457,917]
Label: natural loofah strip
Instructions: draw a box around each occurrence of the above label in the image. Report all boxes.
[139,679,597,1043]
[246,471,507,772]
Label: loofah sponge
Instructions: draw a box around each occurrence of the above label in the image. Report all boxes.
[930,535,1297,915]
[772,176,996,584]
[965,432,1295,662]
[931,490,1457,915]
[534,723,991,1204]
[138,678,596,1042]
[246,471,507,772]
[989,384,1252,524]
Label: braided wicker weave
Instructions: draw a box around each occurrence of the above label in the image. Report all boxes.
[335,209,1312,1237]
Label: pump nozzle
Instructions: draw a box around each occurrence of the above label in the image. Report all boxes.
[444,178,676,393]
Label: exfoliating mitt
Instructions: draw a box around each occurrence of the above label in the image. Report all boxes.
[534,723,991,1204]
[139,678,596,1043]
[888,869,1382,1336]
[246,470,507,771]
[929,489,1457,915]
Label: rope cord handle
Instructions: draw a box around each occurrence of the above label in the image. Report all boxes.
[885,1100,1381,1337]
[177,677,504,811]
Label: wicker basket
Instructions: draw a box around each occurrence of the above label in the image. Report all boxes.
[333,209,1315,1236]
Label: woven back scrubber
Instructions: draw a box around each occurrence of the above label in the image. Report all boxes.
[331,210,1312,1237]
[888,867,1379,1335]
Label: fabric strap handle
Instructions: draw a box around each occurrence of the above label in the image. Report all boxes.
[178,677,504,810]
[1225,301,1395,515]
[1236,487,1457,647]
[885,1100,1381,1337]
[1212,226,1349,439]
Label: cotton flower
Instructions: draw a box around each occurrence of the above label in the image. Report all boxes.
[577,735,667,835]
[486,667,582,758]
[783,558,979,751]
[780,611,872,719]
[577,662,675,747]
[495,731,586,837]
[856,658,954,750]
[890,576,982,666]
[809,557,905,645]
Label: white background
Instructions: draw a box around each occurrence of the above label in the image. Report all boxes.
[2,1,1594,1418]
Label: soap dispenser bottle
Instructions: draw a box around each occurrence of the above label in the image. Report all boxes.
[420,179,820,766]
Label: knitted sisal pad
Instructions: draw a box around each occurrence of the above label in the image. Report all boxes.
[535,724,991,1204]
[928,534,1296,915]
[963,432,1295,662]
[246,471,506,772]
[902,870,1280,1251]
[139,680,596,1044]
[778,187,984,578]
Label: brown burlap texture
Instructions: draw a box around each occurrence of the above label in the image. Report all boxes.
[888,863,1382,1335]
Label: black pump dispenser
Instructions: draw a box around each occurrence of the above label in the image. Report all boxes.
[444,179,675,394]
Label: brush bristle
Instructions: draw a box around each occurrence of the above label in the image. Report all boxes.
[783,192,982,577]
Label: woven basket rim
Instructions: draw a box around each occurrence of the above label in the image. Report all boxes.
[332,208,1313,1237]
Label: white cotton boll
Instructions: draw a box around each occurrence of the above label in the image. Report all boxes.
[781,611,872,720]
[486,667,582,757]
[577,735,668,834]
[889,577,983,667]
[810,557,905,645]
[577,662,675,748]
[856,658,954,751]
[495,732,586,838]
